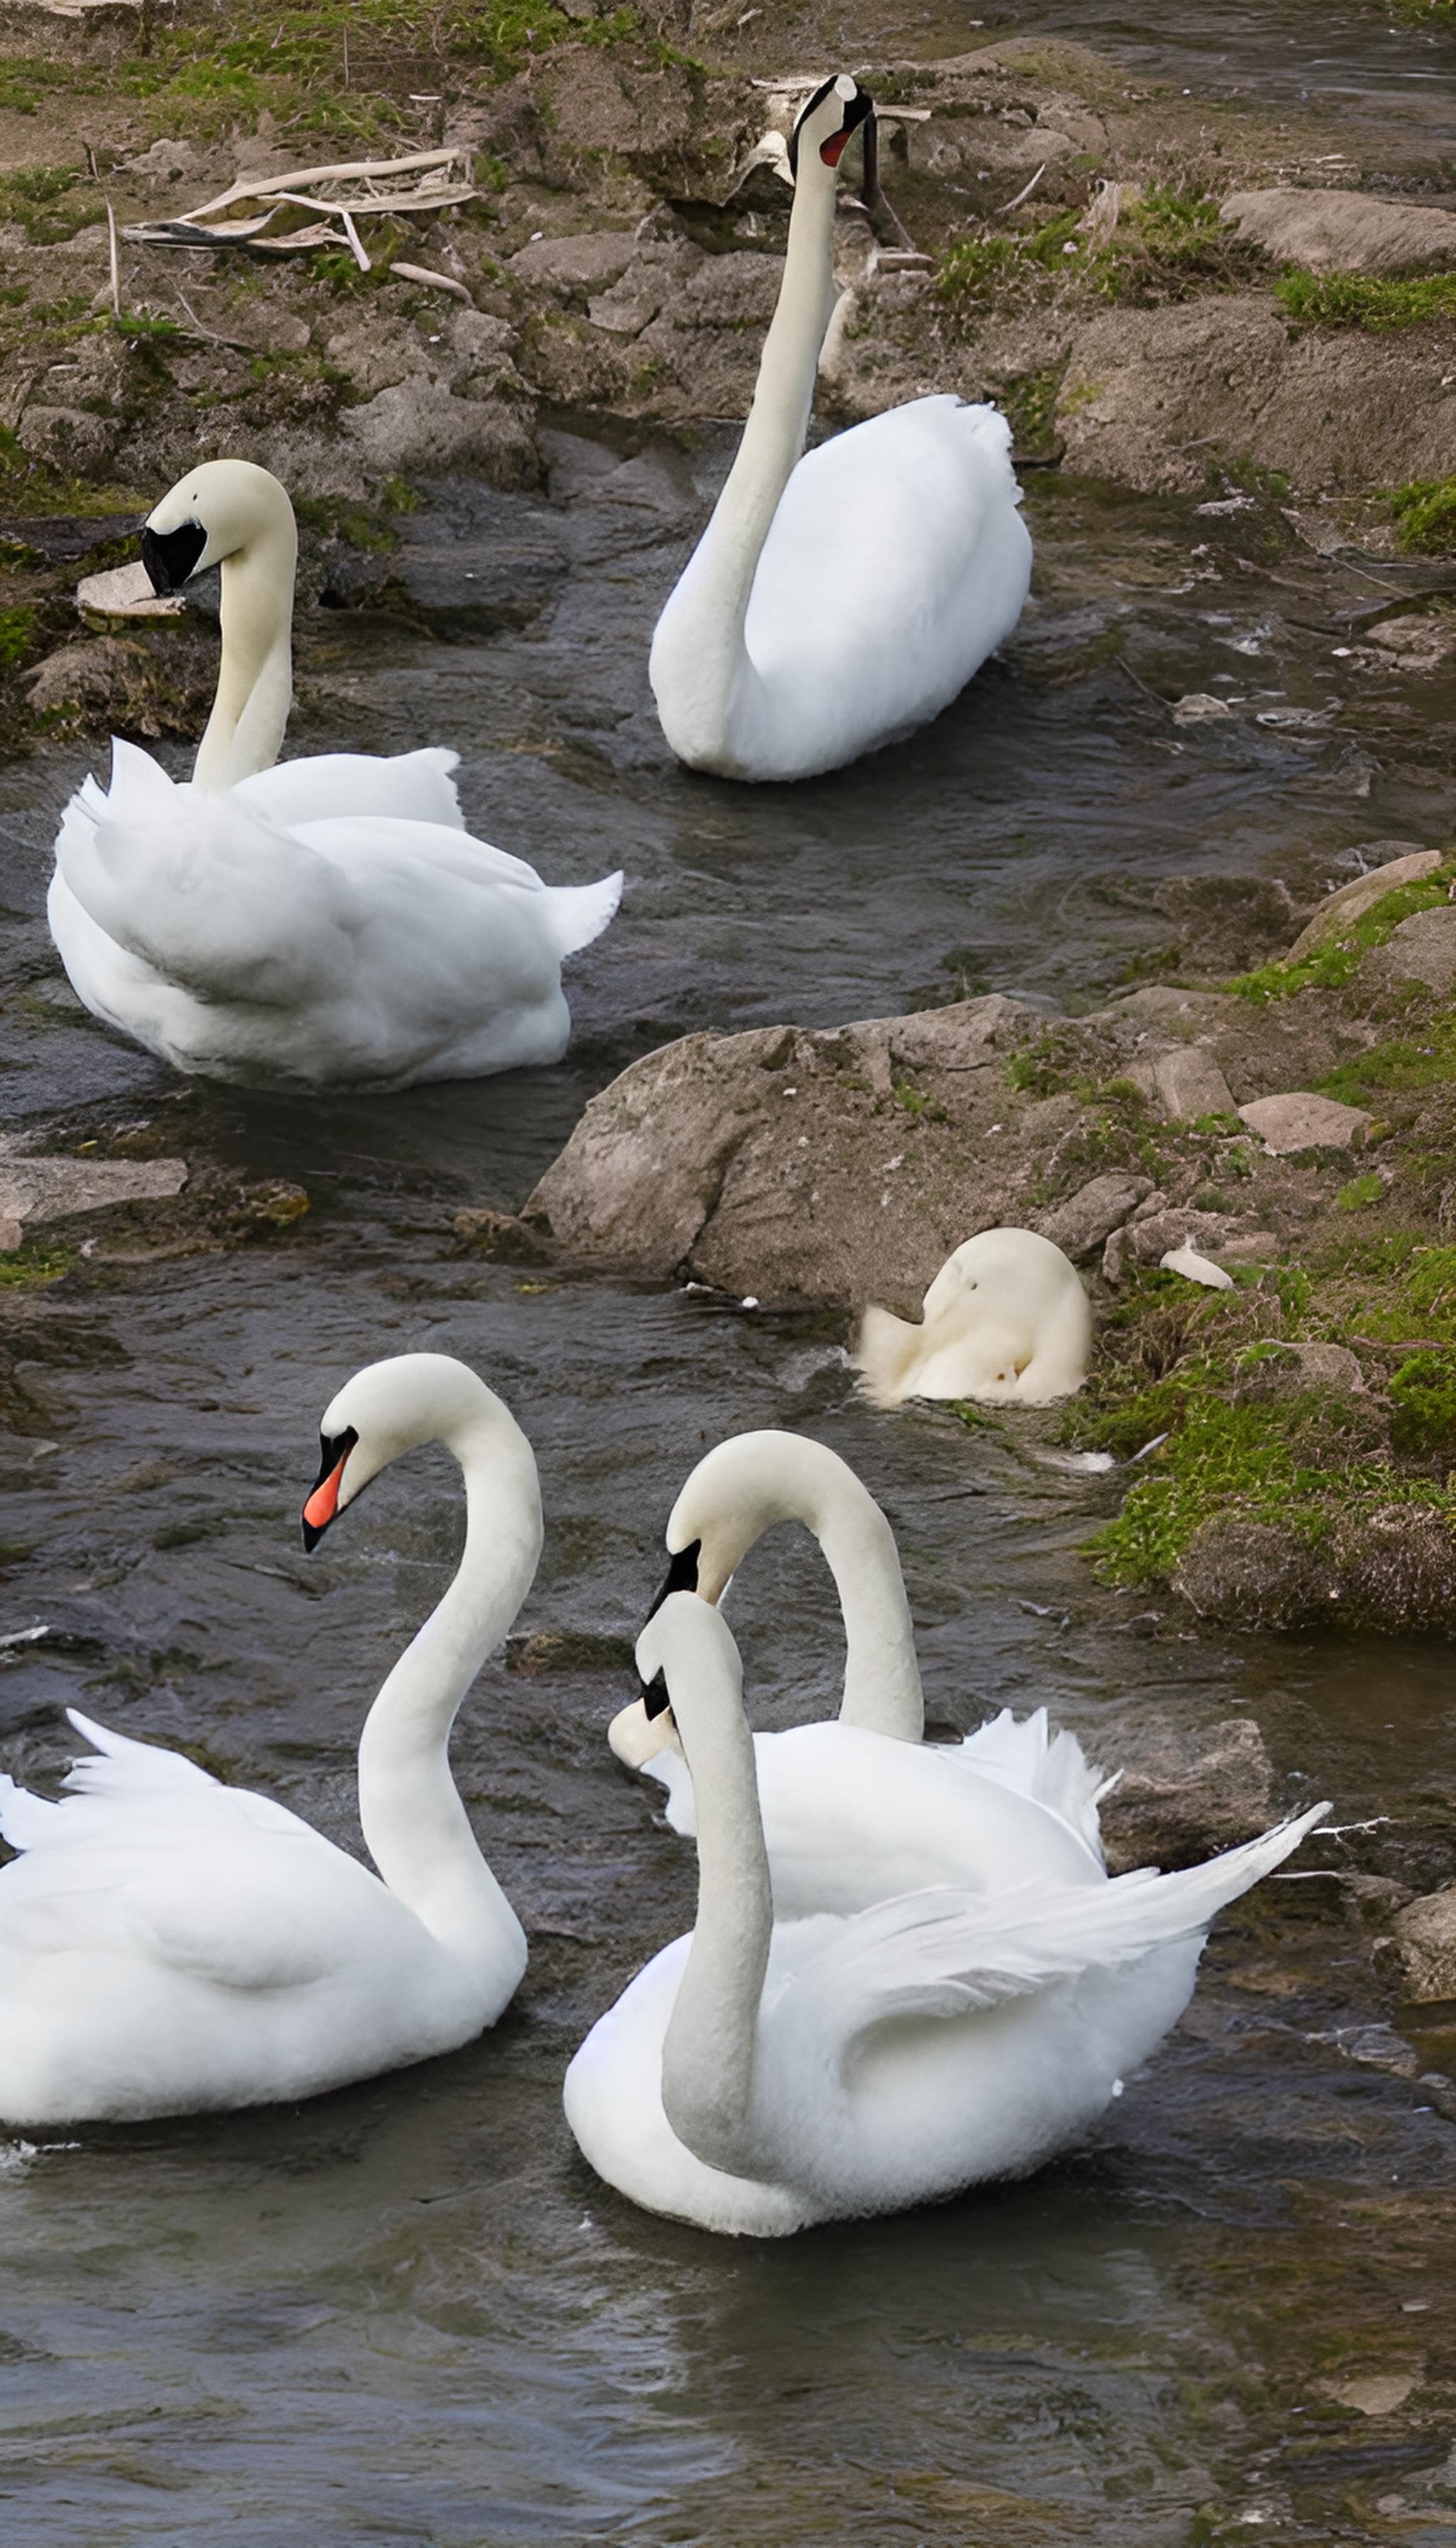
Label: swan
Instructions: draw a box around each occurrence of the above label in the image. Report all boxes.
[853,1228,1093,1409]
[48,458,621,1089]
[0,1352,534,2124]
[607,1430,1112,1920]
[567,1595,1329,2235]
[648,73,1032,782]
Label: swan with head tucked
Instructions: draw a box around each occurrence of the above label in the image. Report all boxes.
[48,459,621,1090]
[0,1352,535,2124]
[648,74,1032,783]
[608,1430,1112,1920]
[854,1228,1093,1410]
[568,1595,1329,2236]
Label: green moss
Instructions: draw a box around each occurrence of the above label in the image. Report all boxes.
[0,164,101,245]
[0,607,36,669]
[1228,862,1456,1003]
[1391,1349,1456,1457]
[1277,267,1456,331]
[1318,1015,1456,1106]
[1391,476,1456,558]
[1337,1172,1385,1211]
[0,1246,71,1289]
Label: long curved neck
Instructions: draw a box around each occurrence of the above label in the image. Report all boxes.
[356,1410,537,1978]
[658,147,839,739]
[803,1478,924,1740]
[660,1642,773,2179]
[193,517,296,789]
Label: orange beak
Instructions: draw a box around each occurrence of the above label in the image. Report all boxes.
[303,1457,347,1536]
[820,128,852,166]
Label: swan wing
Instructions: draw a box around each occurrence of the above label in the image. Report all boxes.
[791,1802,1330,2038]
[956,1707,1112,1861]
[233,747,465,830]
[53,776,362,1007]
[294,816,623,960]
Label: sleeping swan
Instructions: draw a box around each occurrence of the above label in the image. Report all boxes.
[567,1595,1329,2236]
[0,1354,534,2124]
[48,459,621,1089]
[609,1430,1114,1921]
[854,1228,1093,1409]
[648,74,1032,781]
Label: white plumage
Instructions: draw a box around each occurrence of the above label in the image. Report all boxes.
[854,1227,1093,1410]
[0,1354,534,2124]
[568,1597,1330,2237]
[649,78,1031,782]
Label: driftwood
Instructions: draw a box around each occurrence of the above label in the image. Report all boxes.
[120,146,477,272]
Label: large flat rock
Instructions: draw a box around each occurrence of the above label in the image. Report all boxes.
[1220,186,1456,276]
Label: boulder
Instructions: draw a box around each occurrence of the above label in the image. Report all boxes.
[341,380,537,486]
[1220,186,1456,276]
[1098,1715,1283,1873]
[1334,1502,1456,1633]
[1238,1092,1372,1154]
[1286,846,1443,959]
[1033,1172,1153,1260]
[1150,1044,1237,1120]
[508,230,637,291]
[1174,1518,1338,1632]
[1379,1885,1456,2003]
[1364,906,1456,997]
[16,405,119,476]
[0,1139,188,1248]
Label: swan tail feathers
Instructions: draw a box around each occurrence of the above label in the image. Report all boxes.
[546,869,623,961]
[958,1708,1109,1857]
[63,1708,218,1797]
[232,747,464,830]
[850,1304,926,1409]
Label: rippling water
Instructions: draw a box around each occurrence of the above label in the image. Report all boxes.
[3,26,1456,2525]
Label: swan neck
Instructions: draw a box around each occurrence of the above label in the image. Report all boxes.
[816,1487,924,1740]
[660,1646,773,2179]
[657,156,837,727]
[355,1409,537,1978]
[192,518,296,789]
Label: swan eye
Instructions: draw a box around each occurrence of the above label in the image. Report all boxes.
[301,1424,360,1551]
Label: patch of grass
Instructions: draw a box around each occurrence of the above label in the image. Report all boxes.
[1277,267,1456,330]
[1337,1173,1386,1211]
[1318,1014,1456,1106]
[0,1246,71,1289]
[1391,476,1456,557]
[1228,862,1456,1003]
[0,607,36,669]
[0,164,102,246]
[938,187,1260,329]
[1391,1349,1456,1458]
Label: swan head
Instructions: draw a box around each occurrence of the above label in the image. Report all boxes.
[301,1351,519,1550]
[142,457,296,595]
[659,1429,869,1605]
[788,73,876,186]
[635,1591,742,1728]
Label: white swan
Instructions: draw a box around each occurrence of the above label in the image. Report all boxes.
[607,1430,1111,1920]
[648,74,1032,782]
[0,1353,534,2124]
[567,1595,1329,2236]
[854,1228,1093,1409]
[48,458,621,1089]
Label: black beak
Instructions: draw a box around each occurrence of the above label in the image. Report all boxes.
[141,518,207,596]
[301,1425,359,1552]
[638,1536,702,1703]
[641,1666,671,1723]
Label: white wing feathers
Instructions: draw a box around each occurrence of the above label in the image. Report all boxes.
[796,1801,1330,2038]
[233,746,465,830]
[957,1706,1113,1858]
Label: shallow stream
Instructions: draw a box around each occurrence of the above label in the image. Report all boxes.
[1,9,1456,2538]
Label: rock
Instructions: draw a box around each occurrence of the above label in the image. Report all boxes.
[1334,1502,1456,1633]
[24,628,217,740]
[341,380,537,487]
[1174,1519,1338,1632]
[16,405,119,476]
[77,562,186,627]
[525,995,1040,1305]
[1171,692,1233,724]
[1316,2375,1419,2418]
[1150,1044,1237,1120]
[0,1141,188,1244]
[1379,1885,1456,2003]
[1366,611,1456,668]
[1260,1340,1366,1393]
[1034,1172,1154,1260]
[451,1206,550,1264]
[1098,1715,1282,1873]
[1238,1092,1373,1154]
[1286,846,1442,958]
[1364,906,1456,997]
[1220,186,1456,277]
[1103,1207,1245,1283]
[123,135,198,180]
[508,230,637,291]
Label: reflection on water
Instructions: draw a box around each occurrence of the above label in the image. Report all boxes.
[1,411,1455,2541]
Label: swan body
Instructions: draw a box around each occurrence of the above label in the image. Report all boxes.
[0,1354,533,2124]
[48,459,620,1089]
[610,1431,1112,1920]
[854,1228,1093,1410]
[568,1597,1329,2237]
[648,76,1032,782]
